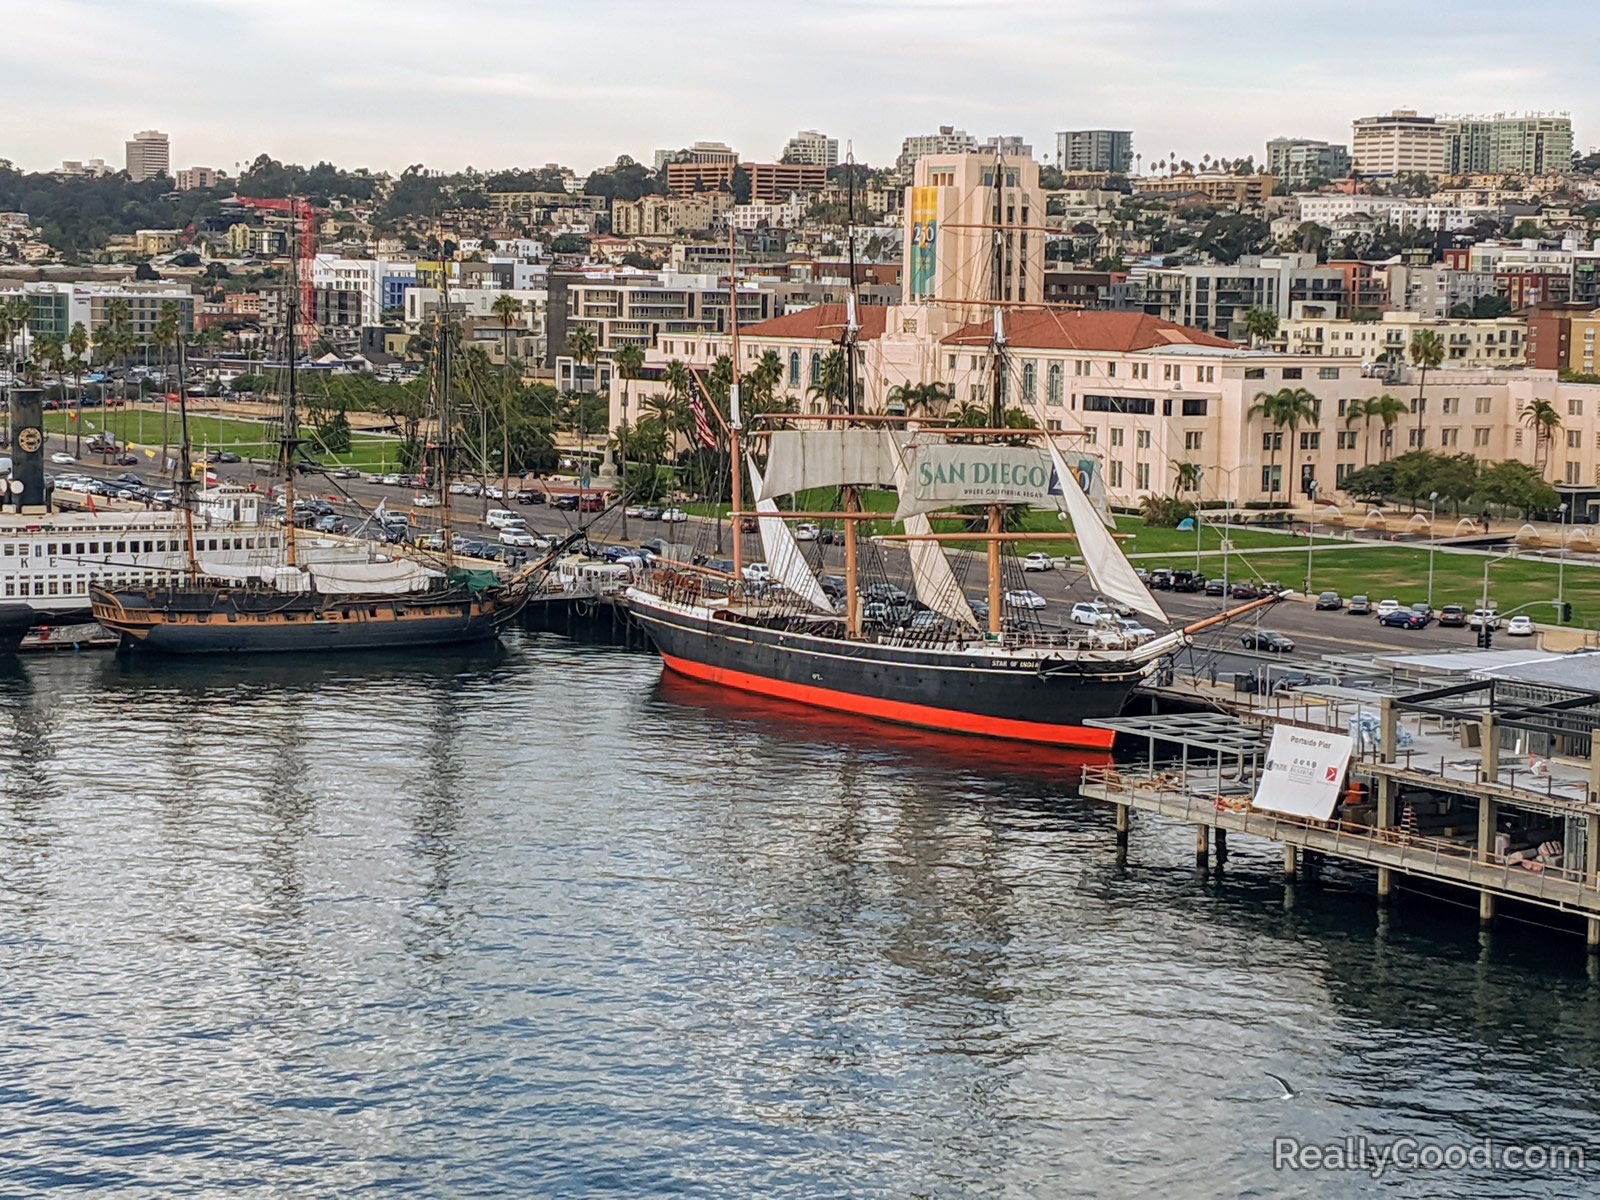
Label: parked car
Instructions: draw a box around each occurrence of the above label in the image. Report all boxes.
[1204,578,1227,597]
[1375,599,1403,619]
[485,509,521,529]
[1347,594,1373,616]
[865,583,909,605]
[819,529,845,546]
[500,529,538,547]
[413,494,440,508]
[1004,589,1048,610]
[332,467,361,479]
[50,452,76,464]
[1148,568,1174,590]
[1113,618,1158,644]
[1315,591,1343,611]
[553,495,580,511]
[1438,604,1467,627]
[819,575,847,601]
[1070,601,1113,626]
[578,494,605,513]
[1230,581,1263,600]
[794,523,820,542]
[1379,609,1430,629]
[516,489,545,505]
[624,505,647,518]
[1021,552,1054,573]
[1096,596,1135,618]
[1408,602,1434,625]
[639,506,663,521]
[1240,630,1295,653]
[1468,608,1502,630]
[640,538,668,556]
[660,508,688,523]
[742,562,772,585]
[1170,569,1205,593]
[1507,615,1535,637]
[214,451,241,464]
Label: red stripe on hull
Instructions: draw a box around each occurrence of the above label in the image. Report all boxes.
[659,653,1118,750]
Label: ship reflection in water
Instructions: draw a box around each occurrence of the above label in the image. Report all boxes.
[0,630,1597,1199]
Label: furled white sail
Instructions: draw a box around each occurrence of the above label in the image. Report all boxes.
[758,429,900,499]
[1044,437,1168,625]
[308,560,440,595]
[747,457,835,612]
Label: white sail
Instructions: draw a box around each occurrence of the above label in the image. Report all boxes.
[747,457,835,613]
[758,429,900,499]
[889,443,979,628]
[1044,436,1168,625]
[308,560,440,595]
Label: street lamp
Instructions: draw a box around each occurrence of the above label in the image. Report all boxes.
[1303,478,1319,595]
[1558,501,1569,623]
[1426,490,1439,608]
[1193,466,1205,575]
[1480,551,1514,647]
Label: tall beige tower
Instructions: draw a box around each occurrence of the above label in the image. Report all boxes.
[125,130,170,182]
[903,153,1044,312]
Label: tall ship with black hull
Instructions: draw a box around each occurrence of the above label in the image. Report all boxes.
[92,256,535,654]
[628,163,1274,748]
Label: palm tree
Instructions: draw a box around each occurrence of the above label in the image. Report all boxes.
[886,381,953,418]
[1250,387,1319,502]
[949,400,989,428]
[152,303,181,474]
[567,324,598,395]
[0,295,32,368]
[614,343,646,533]
[1364,394,1406,464]
[32,332,64,450]
[1408,328,1445,448]
[1171,460,1203,494]
[490,293,523,368]
[806,349,849,413]
[67,321,89,457]
[1242,306,1279,348]
[1521,398,1562,478]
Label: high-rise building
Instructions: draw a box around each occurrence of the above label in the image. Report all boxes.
[1265,138,1352,185]
[1350,111,1448,178]
[977,135,1034,161]
[124,130,170,182]
[782,130,839,168]
[1443,114,1574,176]
[896,126,977,178]
[903,153,1044,307]
[1055,130,1133,174]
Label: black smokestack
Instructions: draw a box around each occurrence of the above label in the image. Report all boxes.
[8,387,47,512]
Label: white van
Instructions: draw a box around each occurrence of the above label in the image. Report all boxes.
[485,508,521,529]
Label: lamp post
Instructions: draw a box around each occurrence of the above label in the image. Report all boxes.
[1426,490,1439,608]
[1558,501,1569,623]
[1193,466,1205,575]
[1303,478,1319,595]
[1480,551,1514,647]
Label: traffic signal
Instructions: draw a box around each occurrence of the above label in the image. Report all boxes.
[1563,602,1573,623]
[1477,623,1493,649]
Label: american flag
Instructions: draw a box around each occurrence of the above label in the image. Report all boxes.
[689,391,716,449]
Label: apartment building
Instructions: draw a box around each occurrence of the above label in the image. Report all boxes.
[124,130,169,182]
[1351,110,1449,178]
[1057,130,1133,174]
[614,301,1600,505]
[1137,173,1277,204]
[782,130,838,168]
[0,280,195,341]
[903,153,1045,309]
[896,126,978,178]
[665,160,737,196]
[1138,254,1349,337]
[976,135,1033,161]
[744,162,827,203]
[1445,114,1574,176]
[1295,194,1482,231]
[1265,138,1352,185]
[612,193,729,236]
[1279,311,1525,368]
[1385,264,1500,318]
[174,166,218,191]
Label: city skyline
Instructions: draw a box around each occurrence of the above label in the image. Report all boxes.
[5,0,1595,177]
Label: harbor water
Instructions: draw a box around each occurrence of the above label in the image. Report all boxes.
[2,630,1599,1198]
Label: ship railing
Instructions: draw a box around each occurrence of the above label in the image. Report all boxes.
[1081,762,1600,903]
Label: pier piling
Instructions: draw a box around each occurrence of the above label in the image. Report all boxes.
[1114,803,1130,845]
[1283,845,1298,877]
[1194,825,1209,862]
[1377,867,1393,903]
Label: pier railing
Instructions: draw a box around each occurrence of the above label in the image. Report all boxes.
[1081,763,1600,915]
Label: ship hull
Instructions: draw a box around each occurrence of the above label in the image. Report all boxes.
[92,587,522,655]
[629,594,1150,749]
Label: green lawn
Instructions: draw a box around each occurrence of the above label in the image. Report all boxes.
[1137,543,1600,627]
[43,411,405,473]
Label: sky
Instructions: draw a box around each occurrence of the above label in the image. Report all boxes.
[6,0,1593,176]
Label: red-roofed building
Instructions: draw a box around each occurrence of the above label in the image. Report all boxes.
[612,300,1594,508]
